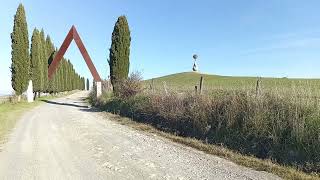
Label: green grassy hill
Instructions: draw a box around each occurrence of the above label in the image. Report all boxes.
[145,72,320,93]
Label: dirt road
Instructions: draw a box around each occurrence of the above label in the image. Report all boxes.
[0,92,280,180]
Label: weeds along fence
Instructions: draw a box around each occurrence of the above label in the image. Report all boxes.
[0,95,29,104]
[146,76,320,100]
[95,76,320,173]
[0,96,11,104]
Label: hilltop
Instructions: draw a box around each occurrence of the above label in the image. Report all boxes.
[145,72,320,92]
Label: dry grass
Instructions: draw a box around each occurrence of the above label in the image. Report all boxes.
[91,73,320,178]
[96,89,320,172]
[102,112,319,180]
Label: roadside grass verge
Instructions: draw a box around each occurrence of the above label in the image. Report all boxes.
[102,112,319,180]
[89,90,319,179]
[96,91,320,172]
[0,91,77,143]
[89,72,319,179]
[0,101,41,143]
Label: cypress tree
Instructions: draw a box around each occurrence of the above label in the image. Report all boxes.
[86,78,89,91]
[76,74,79,89]
[46,35,55,93]
[60,62,64,92]
[60,59,64,91]
[30,28,42,97]
[81,77,83,90]
[73,70,76,90]
[74,73,77,90]
[56,60,62,92]
[82,77,85,90]
[57,66,61,92]
[11,4,30,97]
[78,75,81,89]
[59,59,65,91]
[108,15,131,91]
[80,76,82,90]
[45,35,54,64]
[51,51,58,93]
[68,61,71,90]
[40,29,48,93]
[63,59,67,91]
[65,60,69,91]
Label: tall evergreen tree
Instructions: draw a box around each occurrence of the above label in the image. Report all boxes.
[56,65,61,92]
[40,29,48,92]
[86,78,89,91]
[62,59,67,91]
[108,15,131,91]
[46,35,55,93]
[45,35,54,63]
[30,28,43,97]
[11,4,30,97]
[82,77,85,90]
[51,51,59,93]
[66,60,71,91]
[59,59,64,92]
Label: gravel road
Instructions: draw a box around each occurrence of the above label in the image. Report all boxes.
[0,91,281,180]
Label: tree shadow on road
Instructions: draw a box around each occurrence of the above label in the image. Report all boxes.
[41,100,89,108]
[79,107,102,112]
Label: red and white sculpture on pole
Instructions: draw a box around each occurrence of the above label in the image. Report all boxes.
[192,54,198,72]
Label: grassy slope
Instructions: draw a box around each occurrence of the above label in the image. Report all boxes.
[141,72,320,179]
[145,72,320,92]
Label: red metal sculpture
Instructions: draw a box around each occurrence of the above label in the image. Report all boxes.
[48,26,101,82]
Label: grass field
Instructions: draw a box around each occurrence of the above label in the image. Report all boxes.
[145,72,320,95]
[96,71,318,177]
[92,71,320,178]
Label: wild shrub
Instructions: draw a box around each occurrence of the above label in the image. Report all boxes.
[115,72,143,99]
[88,87,97,105]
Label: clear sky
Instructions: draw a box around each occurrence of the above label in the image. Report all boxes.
[1,0,320,94]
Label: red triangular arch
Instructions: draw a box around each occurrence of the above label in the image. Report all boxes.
[48,26,101,81]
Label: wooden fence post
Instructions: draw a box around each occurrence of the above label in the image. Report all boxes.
[256,77,261,96]
[150,79,155,92]
[199,76,204,94]
[163,81,168,95]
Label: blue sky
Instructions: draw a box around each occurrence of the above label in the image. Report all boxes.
[1,0,320,94]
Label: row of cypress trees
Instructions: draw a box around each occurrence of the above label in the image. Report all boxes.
[11,4,86,99]
[30,28,85,96]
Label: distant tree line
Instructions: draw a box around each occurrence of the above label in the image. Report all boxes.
[11,4,86,99]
